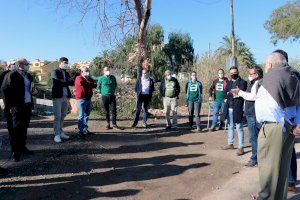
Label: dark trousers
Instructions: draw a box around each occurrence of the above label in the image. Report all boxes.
[133,94,151,125]
[6,104,31,154]
[289,147,297,184]
[188,101,201,128]
[102,95,117,125]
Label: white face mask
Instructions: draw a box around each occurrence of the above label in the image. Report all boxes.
[23,64,30,72]
[82,71,89,78]
[191,76,196,81]
[142,73,149,79]
[166,75,172,80]
[10,64,17,71]
[218,73,224,79]
[104,71,110,76]
[60,63,69,70]
[248,76,254,82]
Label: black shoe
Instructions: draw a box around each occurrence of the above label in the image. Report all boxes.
[131,124,137,128]
[0,167,9,176]
[78,131,87,137]
[22,147,34,155]
[84,130,94,135]
[13,152,21,162]
[106,124,112,130]
[165,126,172,130]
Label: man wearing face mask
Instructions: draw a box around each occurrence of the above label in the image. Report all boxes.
[252,52,300,200]
[222,66,247,156]
[74,66,97,136]
[209,68,229,131]
[186,71,203,132]
[160,70,180,129]
[231,65,263,167]
[132,64,155,128]
[1,58,35,161]
[51,57,74,143]
[97,66,122,130]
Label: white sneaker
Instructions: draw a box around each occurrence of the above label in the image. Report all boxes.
[60,132,70,139]
[54,135,62,143]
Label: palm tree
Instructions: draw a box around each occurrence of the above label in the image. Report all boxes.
[217,35,256,68]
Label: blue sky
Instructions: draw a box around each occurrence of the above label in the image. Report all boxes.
[0,0,299,63]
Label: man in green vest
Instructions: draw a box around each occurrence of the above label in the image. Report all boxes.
[160,70,181,129]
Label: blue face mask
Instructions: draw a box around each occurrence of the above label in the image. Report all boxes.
[166,75,172,80]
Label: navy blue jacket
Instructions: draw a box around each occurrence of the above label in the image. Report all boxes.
[135,77,155,98]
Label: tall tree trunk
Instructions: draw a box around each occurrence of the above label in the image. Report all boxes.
[134,0,152,78]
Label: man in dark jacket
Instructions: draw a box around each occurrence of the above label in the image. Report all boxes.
[222,66,247,156]
[132,67,155,128]
[160,70,180,129]
[51,57,74,143]
[1,58,35,161]
[208,68,229,131]
[231,65,263,167]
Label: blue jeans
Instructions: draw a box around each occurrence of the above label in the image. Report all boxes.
[246,116,259,164]
[212,101,224,127]
[77,99,92,132]
[289,147,297,184]
[228,109,244,148]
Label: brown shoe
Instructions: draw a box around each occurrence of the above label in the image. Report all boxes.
[236,148,244,156]
[288,183,296,193]
[221,144,234,150]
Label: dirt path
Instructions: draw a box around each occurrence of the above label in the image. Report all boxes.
[0,115,299,200]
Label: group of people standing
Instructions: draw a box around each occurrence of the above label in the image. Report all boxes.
[0,50,299,200]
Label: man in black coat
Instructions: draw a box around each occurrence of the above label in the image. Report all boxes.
[221,66,247,156]
[51,57,74,143]
[1,58,35,161]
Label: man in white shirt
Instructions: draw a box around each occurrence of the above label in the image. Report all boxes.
[253,52,300,200]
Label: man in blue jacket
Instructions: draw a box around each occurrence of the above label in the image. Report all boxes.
[186,71,203,132]
[132,67,155,128]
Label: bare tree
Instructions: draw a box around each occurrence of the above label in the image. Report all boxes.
[54,0,152,77]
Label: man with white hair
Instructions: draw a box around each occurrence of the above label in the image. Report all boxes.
[253,52,300,200]
[1,58,35,161]
[74,66,96,135]
[160,70,180,129]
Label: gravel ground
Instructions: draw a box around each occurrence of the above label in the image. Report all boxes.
[0,114,295,200]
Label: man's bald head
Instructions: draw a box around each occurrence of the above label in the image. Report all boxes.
[265,52,288,73]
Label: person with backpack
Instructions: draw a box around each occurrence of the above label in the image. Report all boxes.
[186,71,203,132]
